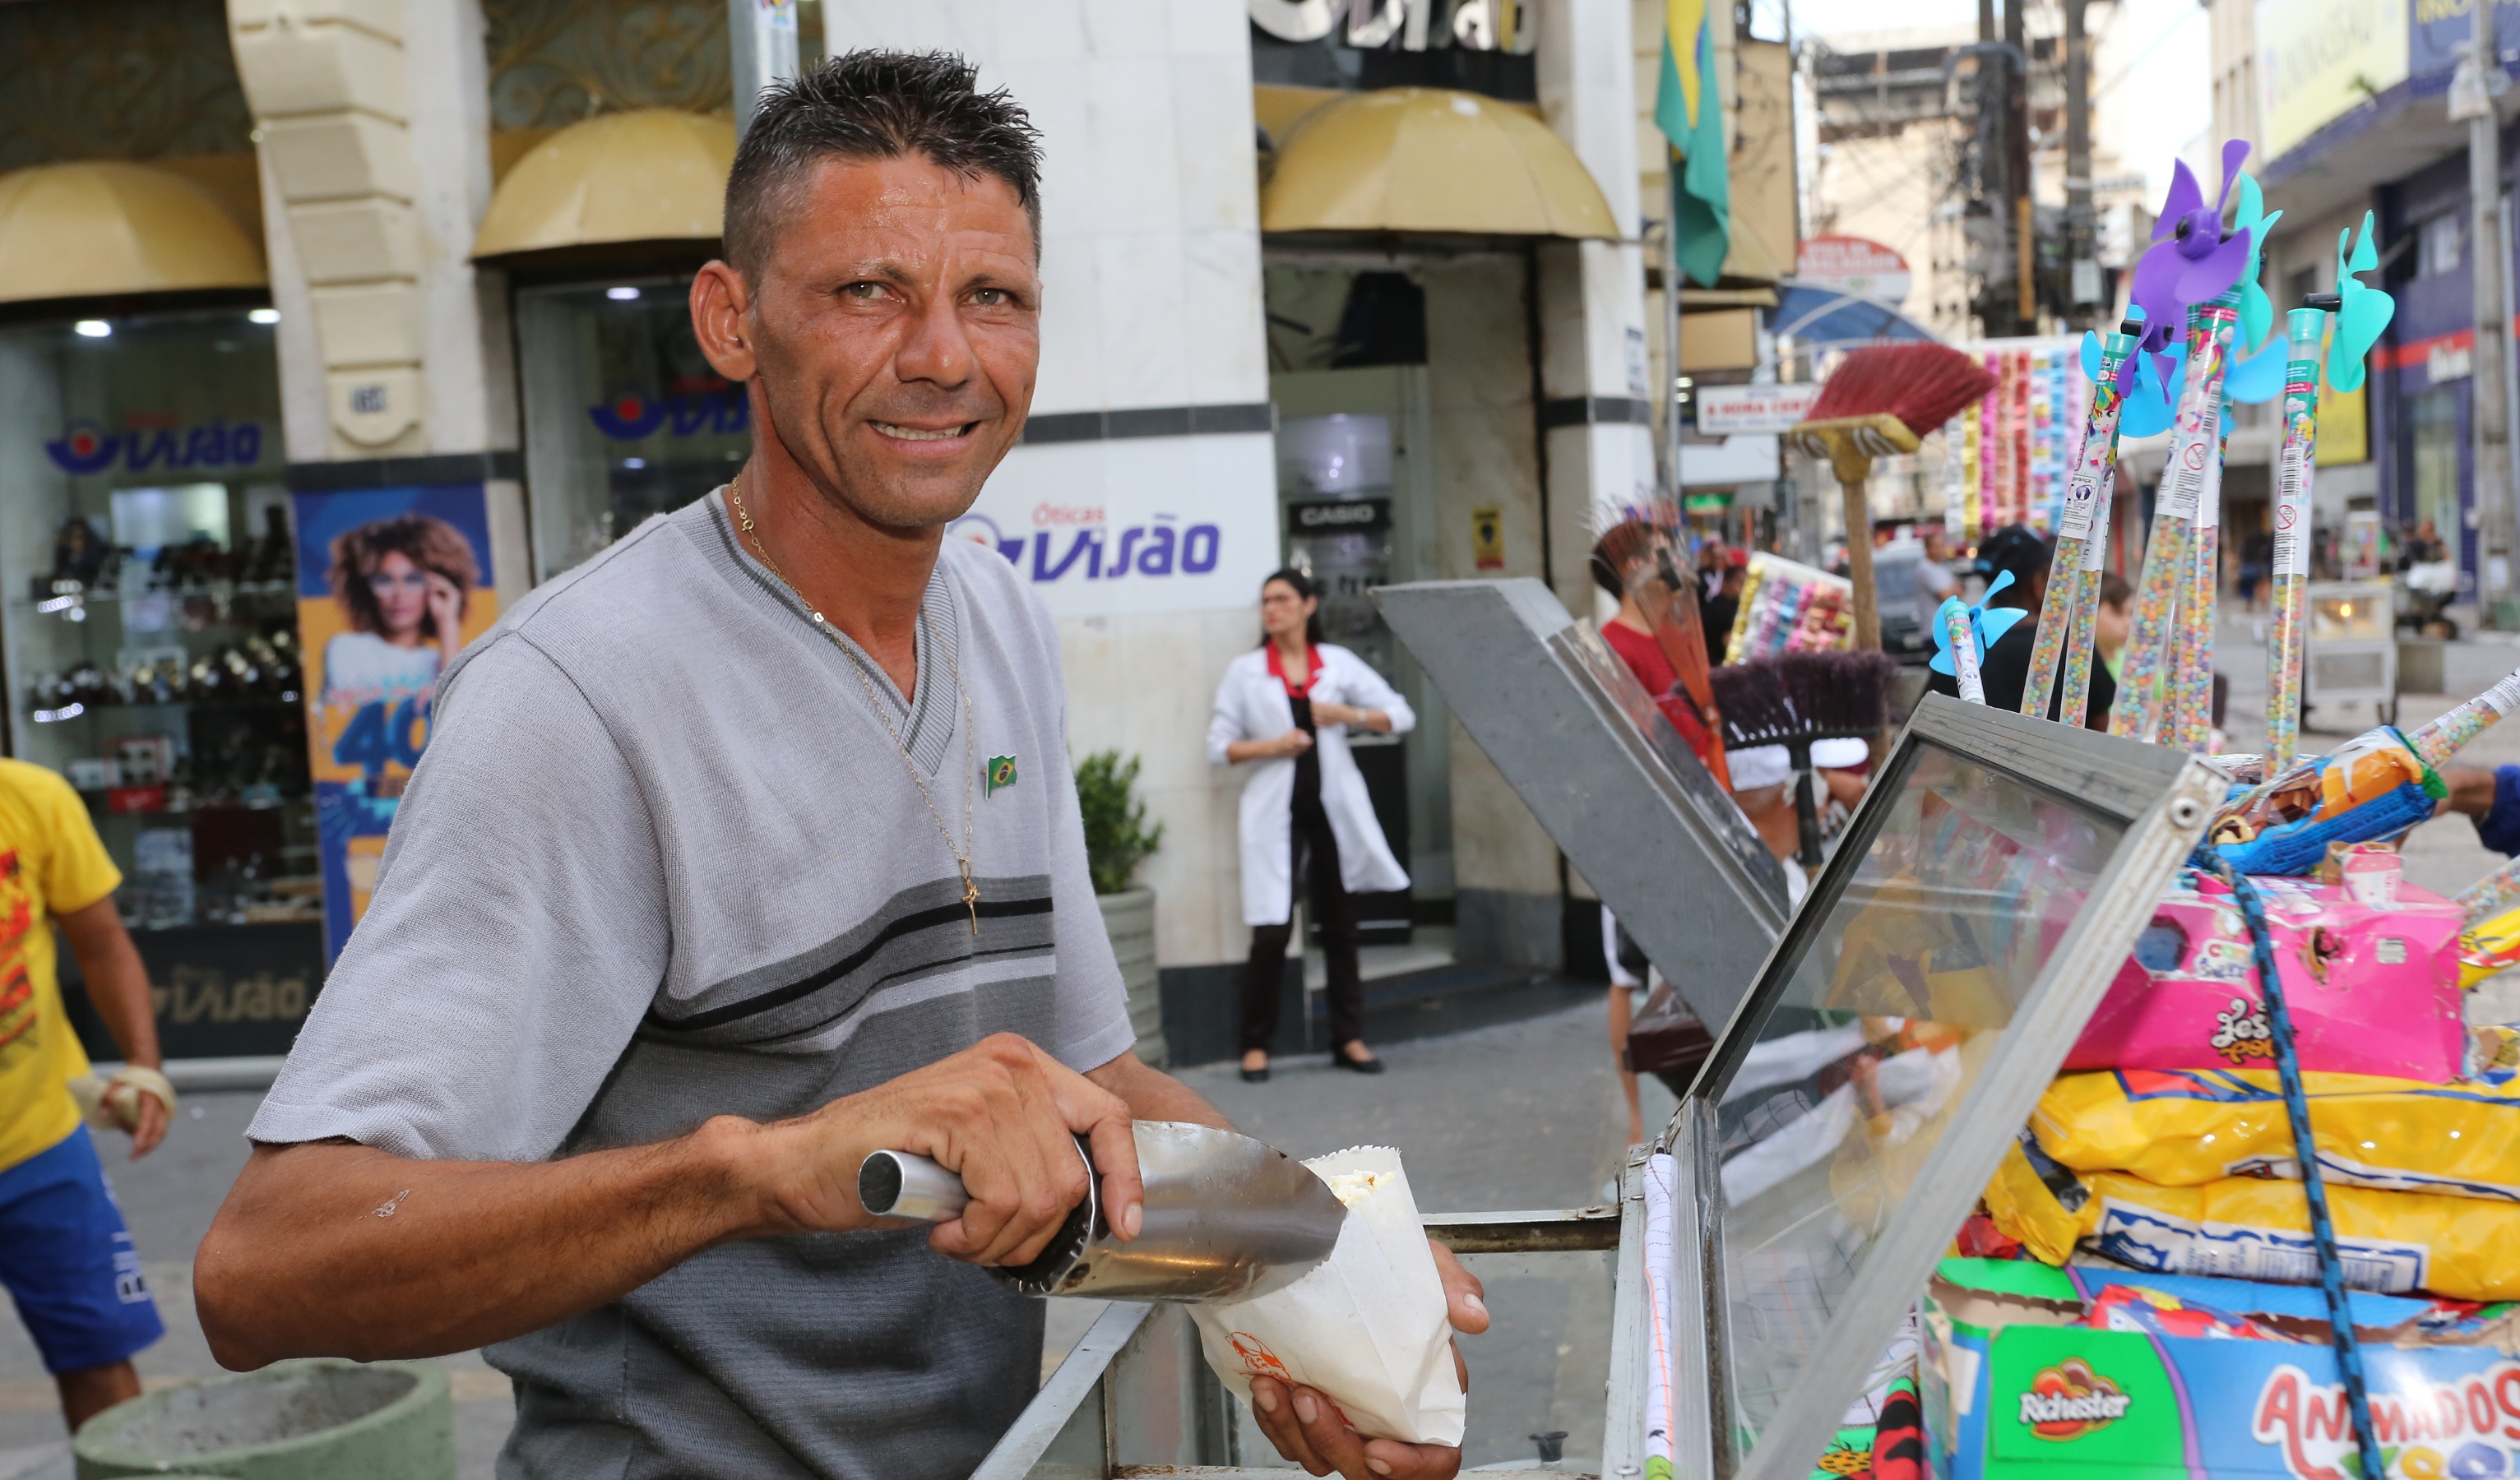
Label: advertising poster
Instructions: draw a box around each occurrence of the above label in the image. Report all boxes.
[290,485,500,963]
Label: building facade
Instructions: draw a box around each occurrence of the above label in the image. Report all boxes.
[0,0,1650,1063]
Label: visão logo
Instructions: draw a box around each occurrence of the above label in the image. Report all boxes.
[2019,1359,2133,1440]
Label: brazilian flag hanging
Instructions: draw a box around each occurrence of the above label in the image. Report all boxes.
[1654,0,1730,288]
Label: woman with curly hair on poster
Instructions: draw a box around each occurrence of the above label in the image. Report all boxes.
[318,514,479,708]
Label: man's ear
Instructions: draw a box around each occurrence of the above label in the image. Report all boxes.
[691,261,757,382]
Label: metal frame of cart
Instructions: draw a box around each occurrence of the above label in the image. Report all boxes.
[970,584,2221,1479]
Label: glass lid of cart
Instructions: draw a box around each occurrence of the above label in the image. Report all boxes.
[1657,697,2220,1480]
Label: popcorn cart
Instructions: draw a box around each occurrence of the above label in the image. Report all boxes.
[968,580,2222,1479]
[2303,577,2398,728]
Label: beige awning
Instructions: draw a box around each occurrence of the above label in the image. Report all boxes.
[1262,87,1619,240]
[0,162,265,306]
[473,109,735,259]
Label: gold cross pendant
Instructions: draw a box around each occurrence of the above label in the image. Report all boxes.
[961,867,980,936]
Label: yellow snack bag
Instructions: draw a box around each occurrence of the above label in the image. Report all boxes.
[2027,1066,2520,1203]
[2460,904,2520,988]
[1982,1141,2520,1302]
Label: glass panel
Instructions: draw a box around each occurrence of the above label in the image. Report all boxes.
[2309,586,2388,642]
[516,275,749,582]
[1705,742,2125,1458]
[2408,385,2461,576]
[0,307,325,1055]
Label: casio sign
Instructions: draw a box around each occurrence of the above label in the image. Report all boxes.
[1289,499,1390,534]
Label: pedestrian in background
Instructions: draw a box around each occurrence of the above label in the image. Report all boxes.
[1210,569,1414,1083]
[0,759,174,1433]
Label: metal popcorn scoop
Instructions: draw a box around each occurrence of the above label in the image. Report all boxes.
[859,1121,1347,1302]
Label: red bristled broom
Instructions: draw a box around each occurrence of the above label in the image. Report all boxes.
[1790,344,1998,652]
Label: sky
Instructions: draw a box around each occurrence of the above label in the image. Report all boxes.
[1751,0,2212,205]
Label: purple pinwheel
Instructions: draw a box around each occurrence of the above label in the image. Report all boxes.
[2129,139,2258,365]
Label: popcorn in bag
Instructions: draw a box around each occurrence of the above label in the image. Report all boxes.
[1189,1145,1465,1445]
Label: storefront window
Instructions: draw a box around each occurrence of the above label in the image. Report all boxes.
[0,307,320,1052]
[516,275,748,581]
[2408,384,2462,574]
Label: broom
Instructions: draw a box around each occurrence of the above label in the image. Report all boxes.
[1790,345,1999,651]
[1711,650,1899,866]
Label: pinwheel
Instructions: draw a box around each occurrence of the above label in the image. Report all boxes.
[2326,210,2394,394]
[2129,140,2257,364]
[2081,314,2184,437]
[1928,570,2031,687]
[2230,172,2286,354]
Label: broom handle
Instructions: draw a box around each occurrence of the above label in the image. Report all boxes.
[1840,475,1881,651]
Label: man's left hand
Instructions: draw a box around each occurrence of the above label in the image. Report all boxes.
[1248,1241,1489,1478]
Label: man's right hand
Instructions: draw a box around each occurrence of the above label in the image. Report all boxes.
[740,1032,1143,1269]
[1272,728,1314,758]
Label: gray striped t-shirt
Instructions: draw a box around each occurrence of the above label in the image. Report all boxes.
[249,491,1134,1479]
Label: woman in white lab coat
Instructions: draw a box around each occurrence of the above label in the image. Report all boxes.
[1207,569,1415,1082]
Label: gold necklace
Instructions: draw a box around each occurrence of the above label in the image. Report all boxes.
[727,474,982,935]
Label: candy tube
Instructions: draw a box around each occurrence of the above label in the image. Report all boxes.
[2112,294,2239,744]
[2265,305,2331,774]
[2172,405,2228,752]
[2407,666,2520,769]
[1943,598,1985,703]
[2462,853,2520,927]
[2022,324,2138,719]
[2055,474,2115,729]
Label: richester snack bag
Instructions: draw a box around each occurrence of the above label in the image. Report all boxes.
[1921,1258,2520,1480]
[2064,867,2466,1082]
[1188,1146,1463,1445]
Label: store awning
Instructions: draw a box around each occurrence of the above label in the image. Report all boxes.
[1262,87,1619,240]
[473,109,735,259]
[1767,280,1940,349]
[0,162,265,306]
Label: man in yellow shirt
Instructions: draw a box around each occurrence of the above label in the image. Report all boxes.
[0,758,174,1430]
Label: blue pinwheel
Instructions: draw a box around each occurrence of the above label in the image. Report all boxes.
[1929,571,2031,682]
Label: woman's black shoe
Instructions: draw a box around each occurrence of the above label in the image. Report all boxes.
[1240,1064,1271,1083]
[1332,1050,1386,1075]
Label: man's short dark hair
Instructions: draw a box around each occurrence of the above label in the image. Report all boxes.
[723,50,1044,276]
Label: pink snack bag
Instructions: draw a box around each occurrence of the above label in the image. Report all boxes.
[2063,866,2467,1082]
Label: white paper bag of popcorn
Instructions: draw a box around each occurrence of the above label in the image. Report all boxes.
[1188,1145,1464,1445]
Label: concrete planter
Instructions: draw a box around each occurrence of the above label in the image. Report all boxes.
[1100,886,1165,1066]
[76,1359,453,1480]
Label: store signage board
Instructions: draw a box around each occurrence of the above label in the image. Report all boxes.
[1659,696,2219,1480]
[1376,579,1790,1026]
[2256,0,2407,158]
[949,434,1280,617]
[1696,383,1821,435]
[1795,235,1913,308]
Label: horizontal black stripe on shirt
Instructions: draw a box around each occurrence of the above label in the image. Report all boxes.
[651,894,1056,1034]
[748,939,1060,1050]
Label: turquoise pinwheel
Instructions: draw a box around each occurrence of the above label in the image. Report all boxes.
[1929,571,2031,682]
[2220,171,2292,405]
[2325,211,2393,394]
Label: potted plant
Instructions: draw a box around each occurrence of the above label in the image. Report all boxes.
[1075,749,1165,1066]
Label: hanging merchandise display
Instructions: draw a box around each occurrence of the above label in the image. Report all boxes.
[1721,552,1855,662]
[1946,338,2090,536]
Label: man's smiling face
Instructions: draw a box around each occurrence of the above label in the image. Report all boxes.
[739,152,1040,529]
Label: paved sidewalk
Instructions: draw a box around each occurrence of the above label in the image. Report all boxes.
[0,999,1662,1477]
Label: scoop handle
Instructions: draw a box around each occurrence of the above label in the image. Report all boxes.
[859,1150,970,1222]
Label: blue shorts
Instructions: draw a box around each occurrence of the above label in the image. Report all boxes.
[0,1125,164,1373]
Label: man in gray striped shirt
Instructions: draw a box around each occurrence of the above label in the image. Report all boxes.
[193,50,1480,1480]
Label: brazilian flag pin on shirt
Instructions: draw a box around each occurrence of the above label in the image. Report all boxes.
[985,755,1017,797]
